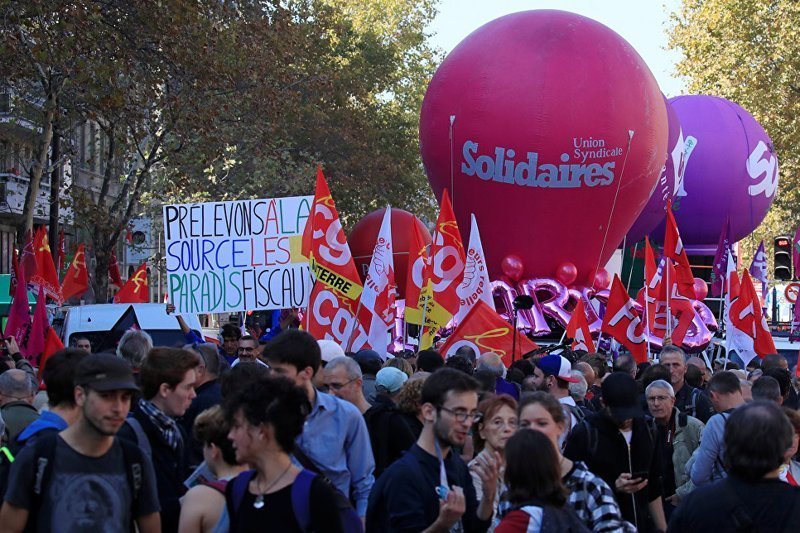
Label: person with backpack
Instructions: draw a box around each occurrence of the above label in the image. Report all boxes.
[659,346,714,423]
[495,429,590,532]
[263,330,374,521]
[0,369,38,444]
[689,371,745,487]
[0,353,160,532]
[0,348,89,495]
[519,392,635,532]
[223,375,343,532]
[645,379,704,520]
[178,406,247,533]
[564,372,667,532]
[117,347,199,532]
[363,366,416,478]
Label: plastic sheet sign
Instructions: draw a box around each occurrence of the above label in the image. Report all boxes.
[163,196,313,313]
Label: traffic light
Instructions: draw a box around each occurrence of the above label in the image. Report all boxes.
[774,235,792,281]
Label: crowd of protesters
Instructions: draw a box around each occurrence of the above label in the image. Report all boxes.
[1,317,800,532]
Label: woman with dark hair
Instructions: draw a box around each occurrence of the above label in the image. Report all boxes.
[518,392,634,532]
[780,407,800,485]
[496,429,587,532]
[223,376,343,532]
[469,394,518,530]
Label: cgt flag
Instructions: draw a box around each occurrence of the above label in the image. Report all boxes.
[710,219,731,297]
[356,208,396,354]
[454,214,494,324]
[729,269,776,367]
[566,299,595,353]
[440,300,538,367]
[417,190,465,349]
[602,275,648,363]
[301,166,367,349]
[114,263,149,303]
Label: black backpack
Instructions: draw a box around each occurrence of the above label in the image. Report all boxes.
[505,499,591,532]
[22,432,145,532]
[0,427,59,501]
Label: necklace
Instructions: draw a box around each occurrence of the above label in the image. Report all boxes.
[252,463,293,509]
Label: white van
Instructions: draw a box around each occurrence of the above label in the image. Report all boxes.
[61,303,203,352]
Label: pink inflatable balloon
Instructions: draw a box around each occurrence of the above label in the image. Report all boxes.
[592,267,611,290]
[491,279,550,336]
[421,10,668,284]
[693,277,709,301]
[501,254,525,282]
[556,262,578,286]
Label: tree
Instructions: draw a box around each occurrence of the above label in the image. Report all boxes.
[669,0,800,267]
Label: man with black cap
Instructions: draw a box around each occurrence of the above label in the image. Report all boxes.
[564,371,667,533]
[0,354,160,532]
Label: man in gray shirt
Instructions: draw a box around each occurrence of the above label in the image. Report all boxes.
[0,353,160,532]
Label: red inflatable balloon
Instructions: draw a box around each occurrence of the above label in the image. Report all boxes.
[420,10,668,284]
[348,208,432,298]
[693,277,708,301]
[592,268,611,290]
[501,254,525,282]
[555,262,578,286]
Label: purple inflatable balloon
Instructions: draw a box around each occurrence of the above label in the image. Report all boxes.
[653,95,778,245]
[626,97,684,243]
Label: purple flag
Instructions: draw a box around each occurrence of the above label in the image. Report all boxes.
[793,226,800,278]
[791,298,800,343]
[710,219,731,297]
[749,241,768,299]
[3,261,32,357]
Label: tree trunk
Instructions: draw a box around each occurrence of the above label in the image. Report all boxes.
[48,116,60,266]
[17,91,56,249]
[93,238,111,303]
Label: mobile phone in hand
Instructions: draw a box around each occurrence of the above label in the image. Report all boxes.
[630,470,648,482]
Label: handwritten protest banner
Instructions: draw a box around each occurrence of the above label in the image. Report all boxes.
[163,196,313,314]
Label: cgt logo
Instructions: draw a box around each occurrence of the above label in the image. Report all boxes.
[747,140,779,198]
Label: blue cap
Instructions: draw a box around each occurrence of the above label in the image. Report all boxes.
[375,367,408,393]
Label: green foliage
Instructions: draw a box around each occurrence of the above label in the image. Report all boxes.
[669,0,800,266]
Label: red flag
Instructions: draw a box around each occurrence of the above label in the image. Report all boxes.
[663,202,696,299]
[57,228,66,273]
[4,261,32,357]
[418,190,465,348]
[31,226,62,303]
[26,286,47,362]
[566,299,595,352]
[38,327,65,381]
[301,166,367,349]
[729,270,776,362]
[114,263,149,303]
[20,229,37,285]
[404,220,429,325]
[602,275,648,363]
[61,244,89,301]
[9,248,19,297]
[440,301,538,367]
[109,251,123,288]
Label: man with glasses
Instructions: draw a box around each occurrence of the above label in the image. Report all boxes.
[324,356,371,414]
[231,335,267,368]
[367,368,501,532]
[645,379,704,520]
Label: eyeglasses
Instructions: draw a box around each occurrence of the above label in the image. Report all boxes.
[485,417,519,430]
[646,395,672,404]
[438,405,482,423]
[323,377,358,392]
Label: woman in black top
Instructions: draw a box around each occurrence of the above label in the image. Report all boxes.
[224,376,343,532]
